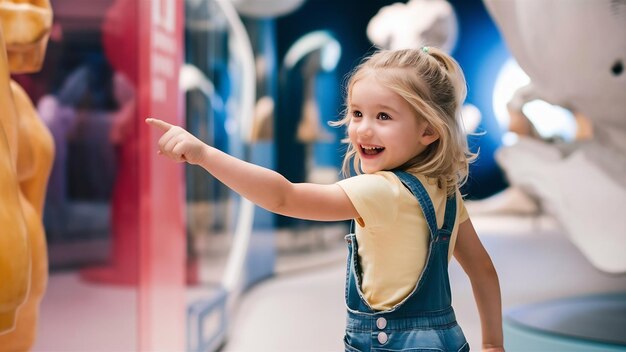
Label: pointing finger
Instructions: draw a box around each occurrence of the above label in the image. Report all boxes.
[146,117,174,132]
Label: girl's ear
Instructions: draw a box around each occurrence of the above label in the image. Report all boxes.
[420,124,440,146]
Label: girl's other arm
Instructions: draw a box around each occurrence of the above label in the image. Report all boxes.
[146,118,358,221]
[453,218,504,352]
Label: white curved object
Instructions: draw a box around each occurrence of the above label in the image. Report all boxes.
[229,0,306,18]
[179,64,224,111]
[496,139,626,274]
[217,0,255,141]
[484,0,626,177]
[213,0,256,293]
[461,104,482,134]
[484,0,626,273]
[283,31,341,71]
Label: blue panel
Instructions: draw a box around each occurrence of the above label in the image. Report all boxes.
[314,70,342,168]
[187,288,228,352]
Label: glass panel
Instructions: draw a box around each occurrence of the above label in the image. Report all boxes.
[19,0,140,350]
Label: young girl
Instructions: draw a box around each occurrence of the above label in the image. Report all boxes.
[147,47,504,352]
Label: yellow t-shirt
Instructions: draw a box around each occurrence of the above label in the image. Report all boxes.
[336,171,469,311]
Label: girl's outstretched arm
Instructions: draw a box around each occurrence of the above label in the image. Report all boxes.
[146,118,358,221]
[453,218,505,352]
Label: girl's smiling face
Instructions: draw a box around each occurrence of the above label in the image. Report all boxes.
[348,74,435,174]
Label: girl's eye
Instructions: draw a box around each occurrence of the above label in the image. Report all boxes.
[352,110,363,118]
[377,113,391,120]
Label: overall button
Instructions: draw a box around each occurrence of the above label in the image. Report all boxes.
[376,317,387,329]
[377,331,388,344]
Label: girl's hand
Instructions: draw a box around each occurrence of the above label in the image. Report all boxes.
[146,118,208,165]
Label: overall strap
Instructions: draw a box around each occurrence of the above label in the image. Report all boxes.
[393,171,438,240]
[440,192,457,234]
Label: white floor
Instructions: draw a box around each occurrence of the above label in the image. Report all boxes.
[32,213,626,351]
[222,214,626,352]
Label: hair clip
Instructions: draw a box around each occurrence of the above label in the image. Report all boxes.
[422,46,429,53]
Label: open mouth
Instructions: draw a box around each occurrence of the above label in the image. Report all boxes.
[361,145,385,156]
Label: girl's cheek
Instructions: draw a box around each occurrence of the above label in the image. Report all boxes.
[347,125,356,137]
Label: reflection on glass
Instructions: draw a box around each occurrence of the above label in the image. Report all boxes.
[185,0,234,287]
[185,1,242,350]
[41,59,118,245]
[26,0,139,350]
[277,31,343,223]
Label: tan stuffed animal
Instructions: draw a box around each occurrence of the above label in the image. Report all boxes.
[0,0,53,350]
[0,25,30,338]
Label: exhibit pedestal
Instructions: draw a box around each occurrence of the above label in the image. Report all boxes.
[504,293,626,351]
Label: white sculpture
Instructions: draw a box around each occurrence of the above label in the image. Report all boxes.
[367,0,458,53]
[484,0,626,274]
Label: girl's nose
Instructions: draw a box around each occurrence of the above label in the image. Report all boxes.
[357,119,374,137]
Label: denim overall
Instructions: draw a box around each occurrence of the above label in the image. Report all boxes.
[343,171,469,352]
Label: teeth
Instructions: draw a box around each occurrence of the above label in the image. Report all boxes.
[361,145,383,150]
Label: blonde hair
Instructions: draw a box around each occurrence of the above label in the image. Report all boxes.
[331,48,477,196]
